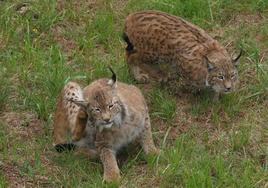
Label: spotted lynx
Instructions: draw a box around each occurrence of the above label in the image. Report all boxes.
[53,68,159,182]
[123,10,242,100]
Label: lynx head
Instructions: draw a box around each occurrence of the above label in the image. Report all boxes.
[205,50,242,94]
[72,67,124,132]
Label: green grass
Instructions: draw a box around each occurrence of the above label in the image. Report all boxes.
[149,88,176,120]
[0,0,267,187]
[0,73,9,112]
[124,130,268,187]
[89,11,116,46]
[0,172,8,188]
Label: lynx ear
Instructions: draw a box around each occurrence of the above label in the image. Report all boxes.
[232,49,243,66]
[205,56,215,72]
[107,66,117,88]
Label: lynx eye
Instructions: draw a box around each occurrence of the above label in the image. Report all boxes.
[218,75,224,80]
[108,104,114,109]
[94,108,101,112]
[231,72,236,80]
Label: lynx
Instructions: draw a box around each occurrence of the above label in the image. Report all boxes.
[123,10,242,100]
[53,68,159,182]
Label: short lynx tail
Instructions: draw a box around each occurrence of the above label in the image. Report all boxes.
[54,143,76,153]
[122,32,134,52]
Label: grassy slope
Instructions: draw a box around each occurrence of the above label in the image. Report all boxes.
[0,0,267,187]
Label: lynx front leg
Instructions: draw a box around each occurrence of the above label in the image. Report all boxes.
[100,148,120,182]
[139,115,159,155]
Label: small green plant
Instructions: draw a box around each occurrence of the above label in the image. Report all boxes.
[20,160,34,178]
[230,127,251,152]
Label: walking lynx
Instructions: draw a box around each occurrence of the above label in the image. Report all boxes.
[123,10,242,100]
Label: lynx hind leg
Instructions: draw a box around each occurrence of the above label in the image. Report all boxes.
[126,52,150,84]
[53,89,70,146]
[126,52,169,83]
[62,81,87,142]
[53,82,85,149]
[139,114,159,155]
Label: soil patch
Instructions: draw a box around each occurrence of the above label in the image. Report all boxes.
[0,112,43,139]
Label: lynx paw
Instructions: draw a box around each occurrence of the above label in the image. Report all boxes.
[135,73,149,84]
[74,148,98,159]
[148,147,160,156]
[103,171,121,182]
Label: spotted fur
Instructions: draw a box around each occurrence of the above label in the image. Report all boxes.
[53,70,158,182]
[53,81,89,146]
[124,10,242,100]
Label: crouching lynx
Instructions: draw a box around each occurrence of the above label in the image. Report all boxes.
[123,10,242,100]
[53,68,159,182]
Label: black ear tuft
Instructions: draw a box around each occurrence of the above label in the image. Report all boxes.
[54,143,76,153]
[108,66,117,84]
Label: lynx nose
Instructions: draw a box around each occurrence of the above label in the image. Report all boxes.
[225,87,231,92]
[104,118,111,123]
[102,113,111,123]
[224,81,232,92]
